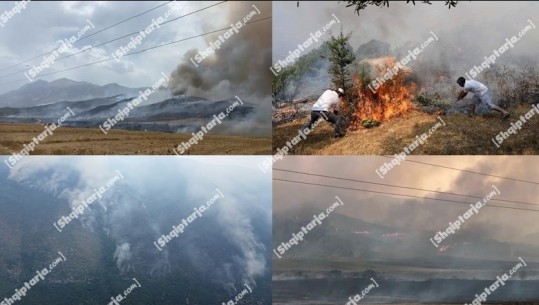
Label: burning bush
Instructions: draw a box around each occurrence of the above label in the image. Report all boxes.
[346,57,417,131]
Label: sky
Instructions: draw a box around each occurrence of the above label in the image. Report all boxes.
[0,1,271,100]
[273,1,539,65]
[274,156,539,248]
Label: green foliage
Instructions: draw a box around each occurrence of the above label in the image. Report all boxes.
[343,0,461,15]
[272,44,331,103]
[272,65,297,102]
[361,118,381,128]
[325,29,356,129]
[326,29,356,93]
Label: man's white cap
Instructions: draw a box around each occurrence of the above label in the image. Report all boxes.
[337,88,344,94]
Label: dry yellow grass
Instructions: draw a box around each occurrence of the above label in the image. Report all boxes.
[0,123,271,155]
[272,104,539,155]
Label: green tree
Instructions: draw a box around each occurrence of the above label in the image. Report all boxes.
[272,65,296,104]
[326,29,355,93]
[325,29,357,128]
[272,47,329,104]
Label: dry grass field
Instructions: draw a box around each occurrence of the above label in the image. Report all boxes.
[0,123,271,155]
[273,104,539,155]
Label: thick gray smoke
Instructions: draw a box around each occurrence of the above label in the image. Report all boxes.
[113,242,132,272]
[7,157,271,288]
[169,1,271,100]
[168,1,271,135]
[275,2,539,102]
[7,158,171,276]
[218,199,267,286]
[274,156,539,268]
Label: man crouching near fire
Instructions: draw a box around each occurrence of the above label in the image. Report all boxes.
[456,77,510,119]
[303,88,345,138]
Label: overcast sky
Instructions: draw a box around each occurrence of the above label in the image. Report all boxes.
[0,1,270,97]
[274,156,539,248]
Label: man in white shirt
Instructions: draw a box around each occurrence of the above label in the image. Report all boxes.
[304,88,345,137]
[456,77,510,119]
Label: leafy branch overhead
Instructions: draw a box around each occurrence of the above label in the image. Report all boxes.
[345,0,461,13]
[297,1,462,14]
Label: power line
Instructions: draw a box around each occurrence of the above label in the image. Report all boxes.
[273,168,538,207]
[0,1,174,73]
[0,16,272,87]
[0,1,228,80]
[380,156,539,186]
[273,178,539,212]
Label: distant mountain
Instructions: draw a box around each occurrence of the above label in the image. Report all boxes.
[273,207,539,271]
[0,78,149,108]
[0,95,256,134]
[0,95,126,118]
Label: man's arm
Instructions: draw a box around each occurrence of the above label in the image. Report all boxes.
[457,90,468,101]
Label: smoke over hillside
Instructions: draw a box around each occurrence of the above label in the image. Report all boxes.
[169,1,271,99]
[168,1,272,135]
[6,157,271,290]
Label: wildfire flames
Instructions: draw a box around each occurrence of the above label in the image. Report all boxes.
[347,57,417,131]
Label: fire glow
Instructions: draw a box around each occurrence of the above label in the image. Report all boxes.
[348,57,417,131]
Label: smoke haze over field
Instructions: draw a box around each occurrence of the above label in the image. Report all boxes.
[273,156,539,303]
[274,156,539,260]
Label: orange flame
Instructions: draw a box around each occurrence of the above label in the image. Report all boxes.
[347,57,417,131]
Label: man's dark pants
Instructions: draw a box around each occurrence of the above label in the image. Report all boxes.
[305,110,343,136]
